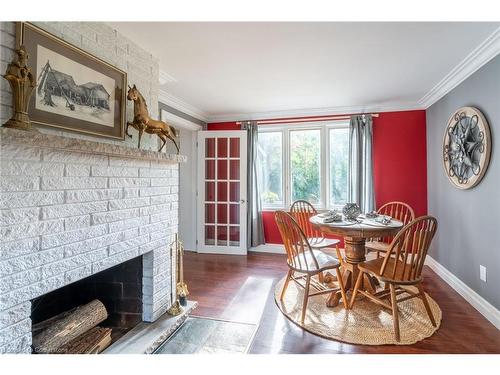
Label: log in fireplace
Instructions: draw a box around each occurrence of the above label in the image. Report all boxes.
[30,256,143,353]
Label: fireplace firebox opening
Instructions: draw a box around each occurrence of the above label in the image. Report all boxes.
[30,255,143,352]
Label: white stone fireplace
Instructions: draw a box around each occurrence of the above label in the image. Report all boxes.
[0,128,185,353]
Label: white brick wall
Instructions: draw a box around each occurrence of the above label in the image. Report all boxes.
[0,21,160,151]
[0,21,172,354]
[0,140,179,353]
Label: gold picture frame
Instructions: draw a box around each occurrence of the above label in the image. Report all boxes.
[17,22,127,140]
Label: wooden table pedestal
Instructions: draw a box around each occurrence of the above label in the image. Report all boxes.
[326,236,377,307]
[309,215,403,309]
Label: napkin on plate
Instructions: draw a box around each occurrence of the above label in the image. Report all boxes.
[318,210,342,223]
[374,215,392,225]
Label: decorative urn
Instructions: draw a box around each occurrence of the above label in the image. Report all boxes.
[2,45,37,131]
[342,203,361,221]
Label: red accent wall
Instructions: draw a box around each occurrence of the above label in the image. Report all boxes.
[372,110,427,218]
[207,110,427,244]
[262,211,283,244]
[207,122,240,131]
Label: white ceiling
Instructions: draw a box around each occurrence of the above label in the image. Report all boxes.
[109,22,499,121]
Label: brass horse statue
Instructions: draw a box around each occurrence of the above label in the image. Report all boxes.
[126,84,179,153]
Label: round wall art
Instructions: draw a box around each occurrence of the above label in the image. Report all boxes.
[443,106,491,189]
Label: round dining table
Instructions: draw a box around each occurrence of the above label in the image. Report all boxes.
[310,214,403,308]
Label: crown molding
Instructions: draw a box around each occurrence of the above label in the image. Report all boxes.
[159,70,177,85]
[206,102,423,123]
[160,109,202,131]
[419,26,500,109]
[158,89,209,123]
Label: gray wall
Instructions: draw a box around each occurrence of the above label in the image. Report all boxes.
[177,128,197,251]
[426,55,500,309]
[159,108,199,251]
[158,101,206,128]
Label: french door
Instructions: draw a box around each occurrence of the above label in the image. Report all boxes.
[197,131,247,255]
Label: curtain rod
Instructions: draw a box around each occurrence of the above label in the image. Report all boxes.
[236,113,379,125]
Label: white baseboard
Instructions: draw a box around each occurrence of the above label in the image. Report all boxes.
[250,244,285,254]
[425,256,500,330]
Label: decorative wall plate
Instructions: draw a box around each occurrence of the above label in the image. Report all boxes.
[442,107,491,189]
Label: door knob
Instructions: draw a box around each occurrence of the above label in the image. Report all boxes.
[240,199,246,204]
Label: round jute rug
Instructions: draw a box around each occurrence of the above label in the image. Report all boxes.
[274,277,442,345]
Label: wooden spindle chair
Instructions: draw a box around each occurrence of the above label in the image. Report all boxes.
[290,200,344,271]
[366,201,415,258]
[275,211,348,323]
[349,216,438,341]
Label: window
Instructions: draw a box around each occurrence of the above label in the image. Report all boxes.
[257,132,283,207]
[257,121,349,209]
[290,129,321,204]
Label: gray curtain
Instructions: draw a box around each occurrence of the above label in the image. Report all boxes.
[348,114,375,212]
[242,121,265,248]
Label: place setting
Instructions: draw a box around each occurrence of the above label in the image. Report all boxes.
[314,203,400,228]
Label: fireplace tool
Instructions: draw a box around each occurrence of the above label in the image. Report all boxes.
[167,234,189,316]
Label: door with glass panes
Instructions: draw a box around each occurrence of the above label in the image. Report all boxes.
[197,131,247,254]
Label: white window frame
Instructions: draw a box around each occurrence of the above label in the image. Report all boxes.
[258,120,349,211]
[256,131,286,210]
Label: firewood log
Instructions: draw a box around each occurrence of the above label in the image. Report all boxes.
[32,299,108,353]
[54,327,112,354]
[32,308,77,336]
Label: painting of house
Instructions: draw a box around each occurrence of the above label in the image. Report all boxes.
[80,82,111,109]
[35,44,115,127]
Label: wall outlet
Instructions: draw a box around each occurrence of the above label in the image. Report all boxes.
[479,265,487,282]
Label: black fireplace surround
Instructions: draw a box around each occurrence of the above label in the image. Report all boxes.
[31,256,143,343]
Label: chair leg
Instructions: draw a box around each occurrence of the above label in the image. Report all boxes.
[280,269,293,301]
[301,275,311,324]
[389,283,400,342]
[335,267,348,309]
[417,282,436,327]
[349,271,364,309]
[318,271,325,283]
[335,245,344,267]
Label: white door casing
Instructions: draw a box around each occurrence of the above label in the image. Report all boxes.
[197,130,247,255]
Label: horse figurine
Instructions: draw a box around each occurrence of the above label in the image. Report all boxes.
[126,84,180,153]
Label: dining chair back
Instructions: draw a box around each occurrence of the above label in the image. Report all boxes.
[275,209,319,272]
[290,200,323,241]
[289,200,343,283]
[380,215,437,283]
[377,201,415,244]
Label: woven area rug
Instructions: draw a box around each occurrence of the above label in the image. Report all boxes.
[274,276,442,345]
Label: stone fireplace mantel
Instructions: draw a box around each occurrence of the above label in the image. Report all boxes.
[0,128,183,353]
[0,128,187,164]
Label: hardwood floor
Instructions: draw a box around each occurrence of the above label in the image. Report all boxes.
[184,251,500,354]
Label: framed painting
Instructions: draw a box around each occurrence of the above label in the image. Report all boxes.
[16,22,127,139]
